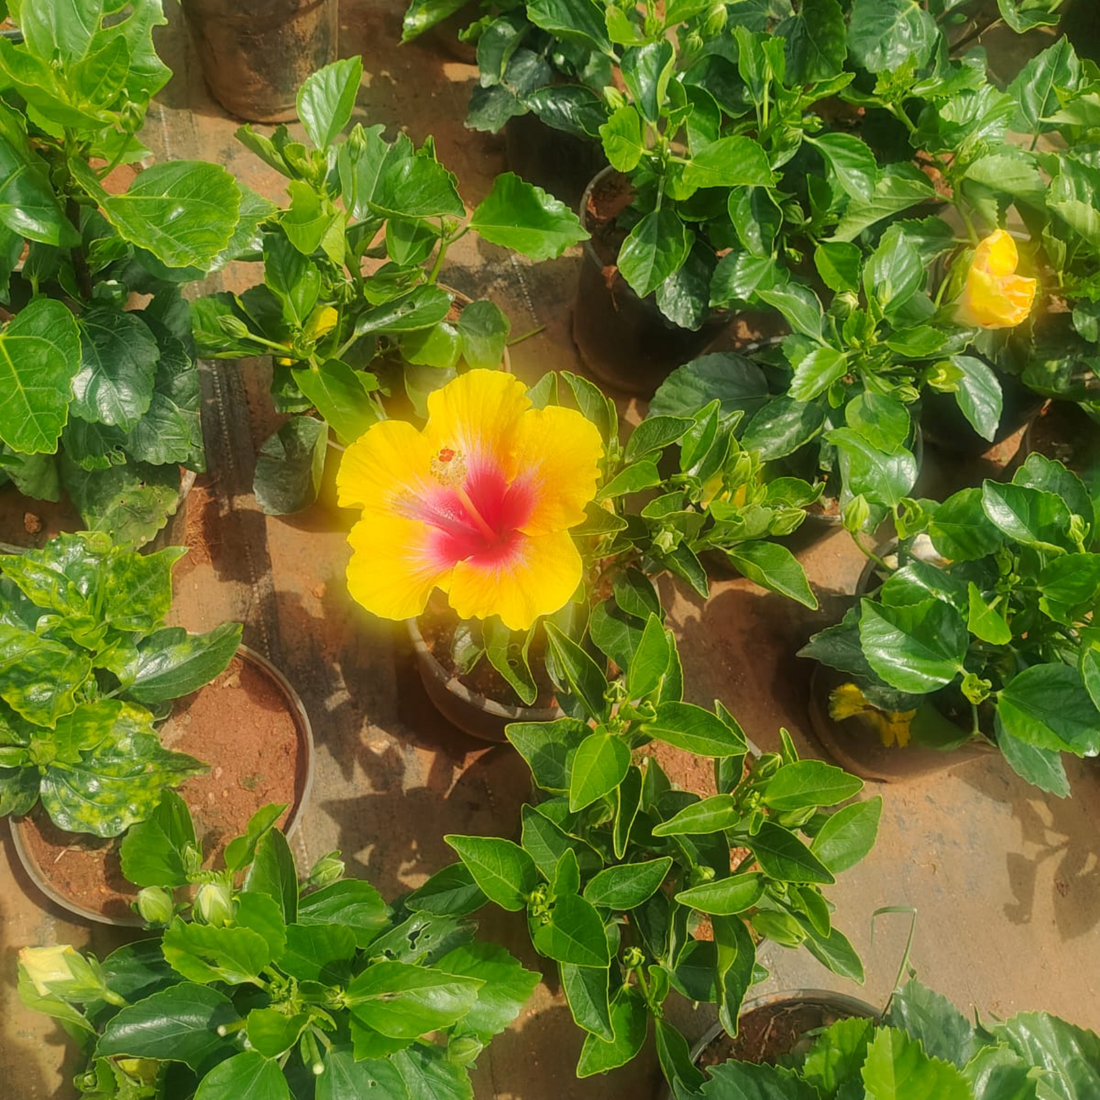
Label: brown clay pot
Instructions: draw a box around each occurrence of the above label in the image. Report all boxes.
[407,618,562,743]
[182,0,340,123]
[10,646,316,926]
[572,167,730,398]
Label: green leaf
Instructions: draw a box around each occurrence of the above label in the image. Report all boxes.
[583,857,672,910]
[966,583,1011,645]
[961,1045,1038,1100]
[123,623,242,704]
[949,355,1003,443]
[626,415,694,462]
[831,164,936,242]
[568,731,630,812]
[617,207,692,299]
[370,154,464,220]
[724,541,818,610]
[576,987,648,1076]
[253,415,328,515]
[675,872,765,916]
[125,327,204,468]
[101,162,241,268]
[858,597,968,693]
[742,397,826,461]
[244,829,299,922]
[297,880,390,948]
[317,1046,409,1100]
[1010,37,1080,135]
[162,919,271,985]
[0,623,90,726]
[801,1016,875,1095]
[0,132,71,245]
[763,760,862,811]
[194,1050,290,1100]
[507,717,590,794]
[222,803,285,874]
[119,788,197,888]
[829,429,918,509]
[749,820,836,884]
[928,488,1003,561]
[96,982,237,1071]
[245,1008,309,1059]
[981,481,1073,554]
[470,171,588,260]
[756,284,824,340]
[809,132,876,202]
[457,299,510,371]
[848,0,937,74]
[860,1026,973,1100]
[998,718,1071,798]
[643,701,748,757]
[789,345,848,402]
[997,664,1100,755]
[995,1011,1100,1100]
[652,793,741,836]
[712,913,755,1034]
[703,1060,819,1099]
[71,307,158,431]
[886,978,976,1069]
[532,892,611,967]
[814,241,862,295]
[626,614,672,699]
[598,458,663,499]
[0,298,82,454]
[526,0,611,53]
[392,1046,473,1100]
[599,104,646,172]
[682,136,774,191]
[297,57,362,148]
[436,942,539,1041]
[544,621,610,721]
[656,1019,708,1098]
[346,959,482,1039]
[781,0,847,84]
[811,797,882,873]
[293,361,379,447]
[445,835,537,911]
[355,285,453,336]
[279,923,357,985]
[562,962,613,1040]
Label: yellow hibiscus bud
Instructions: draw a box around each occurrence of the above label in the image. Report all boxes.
[957,230,1037,329]
[18,945,105,1000]
[306,305,339,341]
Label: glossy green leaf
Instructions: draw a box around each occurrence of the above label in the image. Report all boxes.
[675,872,765,916]
[781,0,847,84]
[194,1050,290,1100]
[998,664,1100,755]
[0,132,71,245]
[749,821,835,884]
[469,171,587,260]
[297,57,362,148]
[297,880,390,948]
[119,788,197,888]
[293,361,380,447]
[576,987,648,1076]
[652,793,740,836]
[809,132,876,202]
[724,541,818,610]
[507,717,590,794]
[562,962,613,1040]
[122,623,242,704]
[245,1008,309,1060]
[244,829,299,922]
[404,862,487,918]
[568,731,630,812]
[445,835,537,911]
[859,597,968,693]
[345,960,482,1039]
[811,797,882,873]
[966,583,1011,645]
[599,104,645,172]
[436,942,539,1041]
[617,207,692,299]
[848,0,937,74]
[995,1011,1100,1100]
[583,857,672,910]
[860,1026,972,1100]
[544,621,610,720]
[70,307,158,432]
[643,701,748,757]
[253,415,328,516]
[981,481,1073,553]
[928,488,1003,561]
[997,717,1071,798]
[161,920,271,986]
[532,893,610,967]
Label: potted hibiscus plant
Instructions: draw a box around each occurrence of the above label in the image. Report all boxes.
[0,532,243,923]
[335,367,823,740]
[18,797,539,1099]
[686,975,1098,1099]
[800,453,1100,792]
[192,57,588,515]
[0,0,249,548]
[437,629,881,1092]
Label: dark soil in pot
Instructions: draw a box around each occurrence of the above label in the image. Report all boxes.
[182,0,339,123]
[572,168,732,398]
[13,649,313,924]
[505,113,607,210]
[1024,401,1100,477]
[693,990,877,1071]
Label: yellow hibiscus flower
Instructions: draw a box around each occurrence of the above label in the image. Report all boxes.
[957,230,1037,329]
[337,370,604,631]
[830,683,916,748]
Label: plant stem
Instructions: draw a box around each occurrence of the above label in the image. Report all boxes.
[66,197,93,300]
[951,14,1003,55]
[506,324,545,346]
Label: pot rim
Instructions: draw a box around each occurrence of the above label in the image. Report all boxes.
[657,988,880,1100]
[10,644,316,928]
[406,617,563,722]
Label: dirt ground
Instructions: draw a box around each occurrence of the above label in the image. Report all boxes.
[1,5,1098,1099]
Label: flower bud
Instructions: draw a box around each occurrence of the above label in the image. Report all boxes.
[194,883,235,927]
[703,2,727,37]
[18,945,105,1001]
[447,1035,484,1066]
[219,314,253,340]
[304,850,345,891]
[956,230,1037,329]
[136,886,174,926]
[842,494,871,534]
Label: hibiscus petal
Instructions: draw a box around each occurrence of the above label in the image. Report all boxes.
[509,405,604,537]
[448,528,582,631]
[974,228,1018,278]
[337,419,435,513]
[345,514,453,621]
[423,368,530,480]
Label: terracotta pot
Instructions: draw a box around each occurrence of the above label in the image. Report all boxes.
[661,988,878,1097]
[505,112,607,210]
[407,618,563,743]
[572,167,731,398]
[181,0,340,123]
[10,646,316,926]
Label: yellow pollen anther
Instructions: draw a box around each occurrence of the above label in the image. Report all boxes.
[431,447,468,487]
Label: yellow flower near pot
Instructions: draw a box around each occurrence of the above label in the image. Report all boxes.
[829,682,916,748]
[957,230,1037,328]
[337,370,603,631]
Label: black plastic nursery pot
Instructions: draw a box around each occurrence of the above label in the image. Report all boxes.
[407,617,563,743]
[573,167,731,398]
[181,0,339,123]
[920,367,1045,457]
[10,647,315,927]
[504,112,607,211]
[667,989,878,1095]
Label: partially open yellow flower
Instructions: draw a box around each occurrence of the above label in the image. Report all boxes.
[337,370,604,631]
[957,230,1036,329]
[830,682,916,748]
